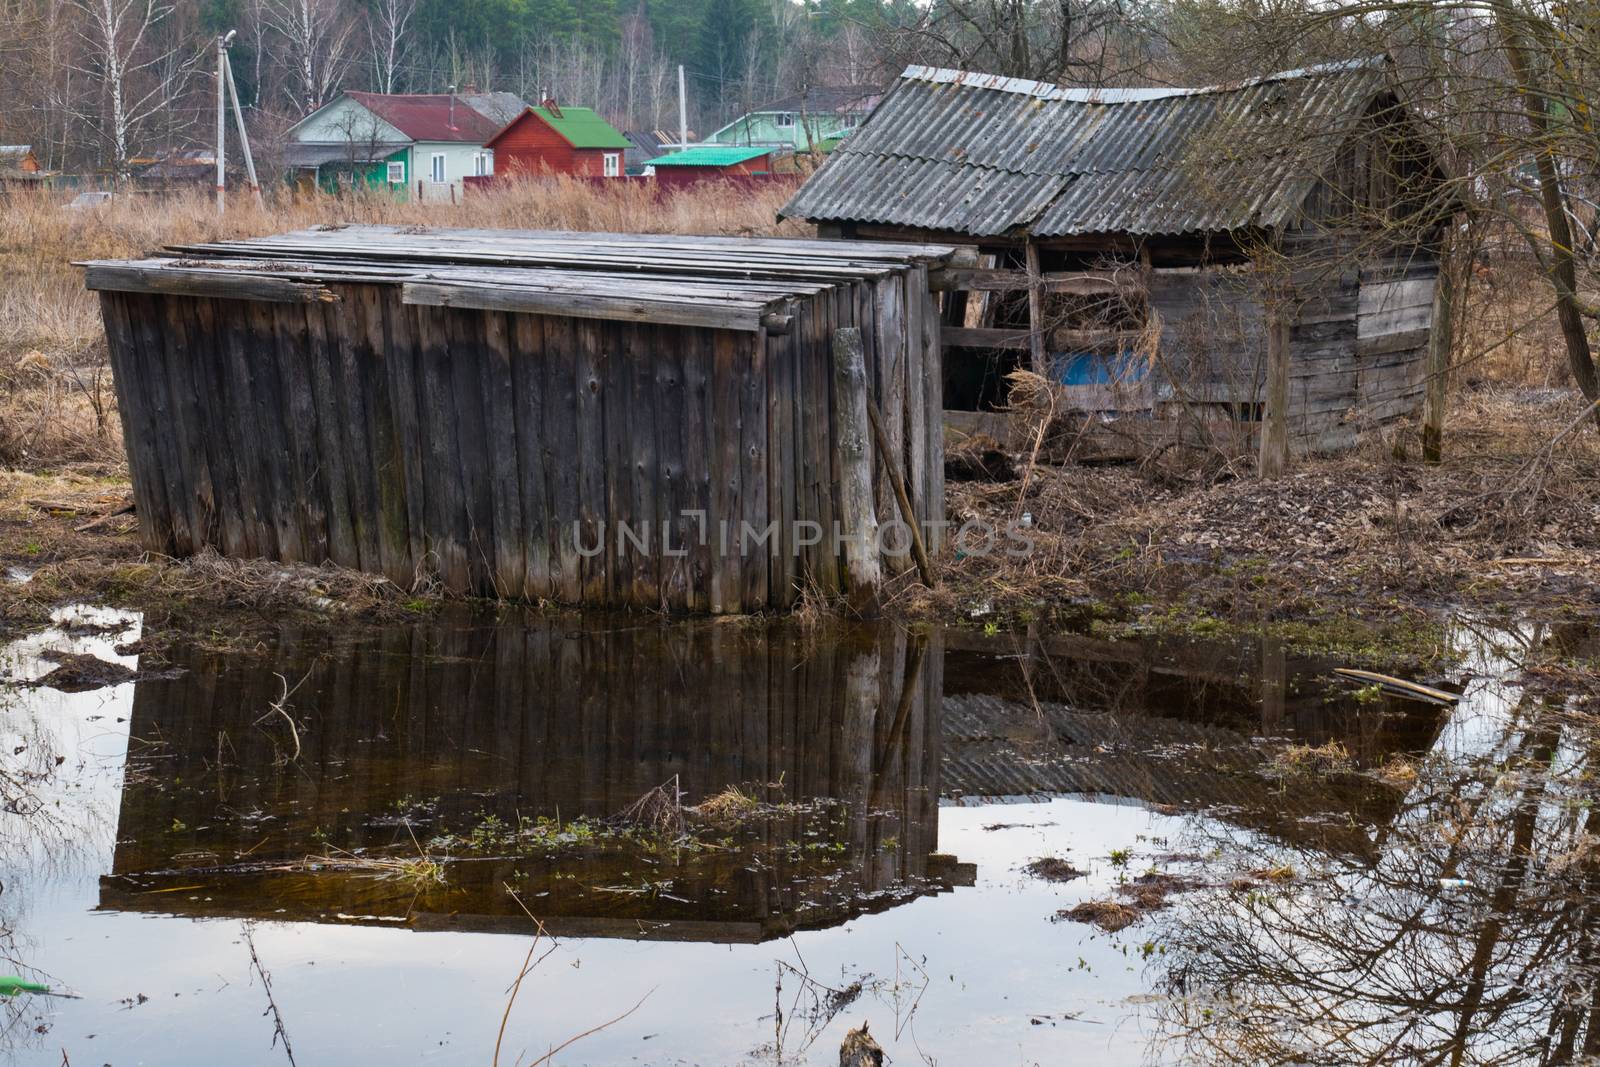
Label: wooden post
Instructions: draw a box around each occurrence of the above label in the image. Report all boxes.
[1024,238,1047,377]
[832,327,883,616]
[1422,263,1454,464]
[866,397,936,589]
[1258,301,1292,479]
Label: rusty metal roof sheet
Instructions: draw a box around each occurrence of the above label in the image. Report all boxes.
[782,57,1393,238]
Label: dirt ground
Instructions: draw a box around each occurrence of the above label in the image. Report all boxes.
[911,385,1600,635]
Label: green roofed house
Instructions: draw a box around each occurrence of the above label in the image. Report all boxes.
[483,100,633,178]
[648,145,777,187]
[706,86,881,152]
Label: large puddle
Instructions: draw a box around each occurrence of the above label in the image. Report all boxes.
[0,608,1593,1063]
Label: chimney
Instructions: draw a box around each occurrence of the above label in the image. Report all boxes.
[448,84,457,129]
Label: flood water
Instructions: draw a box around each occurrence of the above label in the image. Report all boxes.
[0,606,1594,1064]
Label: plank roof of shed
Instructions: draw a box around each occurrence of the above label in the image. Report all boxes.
[81,225,954,332]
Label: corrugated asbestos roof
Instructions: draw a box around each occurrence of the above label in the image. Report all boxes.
[782,57,1394,238]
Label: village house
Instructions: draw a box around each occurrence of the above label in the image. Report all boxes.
[0,144,47,185]
[647,144,776,186]
[284,90,525,200]
[483,102,632,178]
[706,86,879,153]
[782,58,1455,468]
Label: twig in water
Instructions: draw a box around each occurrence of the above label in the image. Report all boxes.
[254,670,311,764]
[242,922,297,1066]
[493,885,655,1067]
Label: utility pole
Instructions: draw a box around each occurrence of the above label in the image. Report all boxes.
[215,32,229,215]
[678,64,688,148]
[223,47,262,207]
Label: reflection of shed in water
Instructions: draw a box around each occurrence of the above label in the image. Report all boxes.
[942,628,1454,856]
[82,227,953,612]
[100,619,959,942]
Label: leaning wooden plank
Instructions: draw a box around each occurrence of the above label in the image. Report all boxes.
[653,323,689,612]
[571,318,609,607]
[624,322,660,607]
[242,299,305,560]
[541,315,583,606]
[413,303,472,592]
[445,307,497,595]
[359,285,417,585]
[831,327,883,617]
[682,326,714,613]
[508,312,553,601]
[401,281,769,332]
[480,310,527,599]
[98,292,175,554]
[303,297,360,570]
[741,328,770,610]
[271,298,331,565]
[155,294,217,552]
[184,297,248,557]
[83,262,335,303]
[710,328,742,614]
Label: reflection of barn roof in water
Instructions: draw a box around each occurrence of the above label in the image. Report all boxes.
[941,692,1435,858]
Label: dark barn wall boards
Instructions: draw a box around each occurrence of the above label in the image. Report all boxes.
[87,227,952,612]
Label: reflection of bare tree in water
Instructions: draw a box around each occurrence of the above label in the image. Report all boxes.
[1148,659,1600,1065]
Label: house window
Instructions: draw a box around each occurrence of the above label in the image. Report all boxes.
[775,112,795,128]
[603,152,620,177]
[386,161,404,184]
[473,152,489,177]
[430,152,446,183]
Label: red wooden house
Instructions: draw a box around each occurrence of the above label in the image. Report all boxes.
[483,101,632,178]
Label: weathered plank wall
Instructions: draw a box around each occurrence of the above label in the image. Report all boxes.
[101,274,942,612]
[1143,246,1437,454]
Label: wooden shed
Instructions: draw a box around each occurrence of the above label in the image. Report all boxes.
[82,226,951,612]
[782,57,1457,468]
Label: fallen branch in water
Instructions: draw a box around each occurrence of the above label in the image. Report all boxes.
[242,922,297,1066]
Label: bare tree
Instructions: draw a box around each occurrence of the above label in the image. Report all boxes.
[70,0,190,179]
[365,0,415,95]
[261,0,354,115]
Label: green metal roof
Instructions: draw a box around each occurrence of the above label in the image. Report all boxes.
[651,145,774,167]
[527,107,630,149]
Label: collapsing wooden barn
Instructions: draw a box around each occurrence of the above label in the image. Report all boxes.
[782,56,1457,466]
[83,227,952,611]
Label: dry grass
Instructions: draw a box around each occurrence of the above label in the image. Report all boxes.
[692,783,765,822]
[918,383,1600,624]
[0,177,802,471]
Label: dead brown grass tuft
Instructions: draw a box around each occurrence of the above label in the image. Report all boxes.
[1059,899,1140,931]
